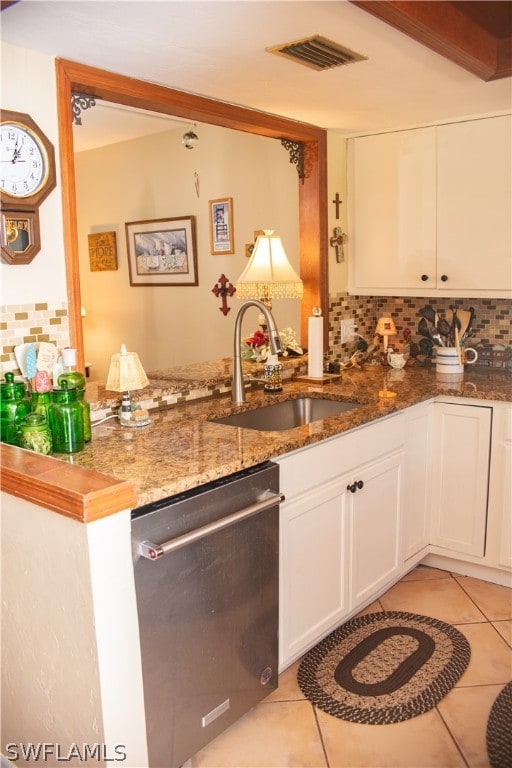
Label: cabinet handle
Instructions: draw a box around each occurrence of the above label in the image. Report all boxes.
[441,274,448,282]
[421,274,429,282]
[357,480,364,490]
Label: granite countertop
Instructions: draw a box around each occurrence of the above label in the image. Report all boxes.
[67,364,512,509]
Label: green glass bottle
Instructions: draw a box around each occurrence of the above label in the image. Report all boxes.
[58,364,90,442]
[31,391,52,423]
[49,381,84,454]
[0,372,31,446]
[19,413,53,455]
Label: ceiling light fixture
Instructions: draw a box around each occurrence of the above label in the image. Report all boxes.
[182,127,199,149]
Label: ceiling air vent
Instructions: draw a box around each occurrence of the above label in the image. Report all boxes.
[267,35,367,71]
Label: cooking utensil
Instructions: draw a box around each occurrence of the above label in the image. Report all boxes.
[457,308,472,341]
[437,318,451,343]
[418,305,437,325]
[462,306,476,343]
[418,317,442,346]
[447,306,461,347]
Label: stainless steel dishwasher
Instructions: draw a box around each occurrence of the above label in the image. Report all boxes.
[131,461,283,768]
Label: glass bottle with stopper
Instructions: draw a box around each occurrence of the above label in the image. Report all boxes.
[57,348,91,441]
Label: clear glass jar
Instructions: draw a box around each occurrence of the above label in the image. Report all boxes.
[49,381,84,454]
[0,372,31,446]
[19,413,53,455]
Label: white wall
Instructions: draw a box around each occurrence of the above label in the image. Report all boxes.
[1,495,148,767]
[327,132,348,295]
[0,43,67,305]
[75,122,301,380]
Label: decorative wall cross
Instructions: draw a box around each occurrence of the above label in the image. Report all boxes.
[212,274,236,315]
[330,227,347,263]
[332,192,342,219]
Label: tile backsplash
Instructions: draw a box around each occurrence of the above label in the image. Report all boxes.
[328,294,512,362]
[1,302,70,376]
[1,296,510,380]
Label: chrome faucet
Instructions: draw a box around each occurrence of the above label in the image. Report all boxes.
[232,300,282,404]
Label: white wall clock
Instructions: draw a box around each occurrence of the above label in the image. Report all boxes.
[0,109,56,263]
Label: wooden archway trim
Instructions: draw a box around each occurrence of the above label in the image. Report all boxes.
[55,58,328,371]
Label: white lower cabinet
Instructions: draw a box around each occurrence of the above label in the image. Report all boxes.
[279,477,348,667]
[277,398,509,670]
[430,402,492,558]
[403,402,432,562]
[485,403,512,571]
[345,450,403,610]
[277,413,405,668]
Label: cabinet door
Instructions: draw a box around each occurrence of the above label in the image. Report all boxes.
[403,403,432,562]
[348,128,437,293]
[437,116,512,295]
[347,451,403,609]
[430,403,492,557]
[279,479,348,668]
[487,404,512,570]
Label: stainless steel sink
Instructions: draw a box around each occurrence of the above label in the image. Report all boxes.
[211,397,359,431]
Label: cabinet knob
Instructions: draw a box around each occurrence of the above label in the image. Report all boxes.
[357,480,364,490]
[347,483,357,493]
[441,274,448,282]
[421,274,429,282]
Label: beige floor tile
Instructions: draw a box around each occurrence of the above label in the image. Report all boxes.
[266,661,305,703]
[452,575,512,621]
[189,700,327,768]
[455,622,512,686]
[355,599,383,617]
[492,619,512,648]
[437,684,504,767]
[317,707,466,768]
[379,576,486,624]
[401,565,453,582]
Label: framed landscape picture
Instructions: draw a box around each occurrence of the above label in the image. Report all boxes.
[125,216,198,286]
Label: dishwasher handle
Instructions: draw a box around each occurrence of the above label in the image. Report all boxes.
[138,490,284,560]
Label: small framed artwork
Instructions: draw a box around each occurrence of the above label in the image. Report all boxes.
[125,216,198,286]
[88,231,118,271]
[209,197,234,255]
[0,209,41,264]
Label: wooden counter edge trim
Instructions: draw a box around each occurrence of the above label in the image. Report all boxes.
[0,444,138,523]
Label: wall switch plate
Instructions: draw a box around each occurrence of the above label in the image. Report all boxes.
[340,318,355,343]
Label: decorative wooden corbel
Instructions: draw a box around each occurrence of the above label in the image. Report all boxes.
[212,274,236,315]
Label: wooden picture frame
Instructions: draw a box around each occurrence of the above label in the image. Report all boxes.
[0,209,41,264]
[125,216,198,286]
[209,197,234,254]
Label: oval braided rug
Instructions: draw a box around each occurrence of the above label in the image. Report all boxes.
[486,681,512,768]
[297,611,471,725]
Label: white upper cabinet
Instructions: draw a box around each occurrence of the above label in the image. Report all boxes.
[348,116,511,298]
[348,127,437,293]
[437,116,511,294]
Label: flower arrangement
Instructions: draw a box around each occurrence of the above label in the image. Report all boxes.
[241,327,303,362]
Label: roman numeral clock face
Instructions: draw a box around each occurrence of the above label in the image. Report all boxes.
[0,111,56,264]
[0,122,48,198]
